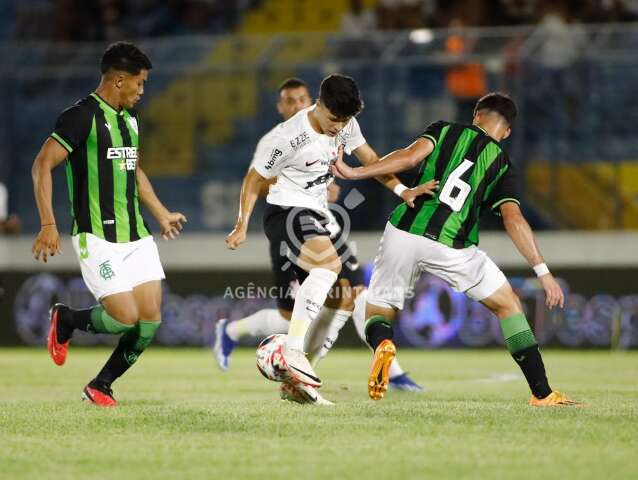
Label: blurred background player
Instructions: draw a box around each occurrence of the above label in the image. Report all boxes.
[226,74,434,403]
[31,42,186,407]
[213,77,424,394]
[332,92,580,406]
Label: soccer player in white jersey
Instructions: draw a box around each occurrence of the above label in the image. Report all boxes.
[214,78,424,395]
[226,74,437,400]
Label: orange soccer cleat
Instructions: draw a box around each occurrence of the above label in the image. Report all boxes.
[368,339,397,401]
[47,304,70,366]
[82,383,118,407]
[529,390,582,407]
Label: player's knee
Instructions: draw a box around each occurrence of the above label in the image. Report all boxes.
[495,287,522,318]
[109,306,139,325]
[137,299,162,322]
[324,257,342,275]
[326,279,355,310]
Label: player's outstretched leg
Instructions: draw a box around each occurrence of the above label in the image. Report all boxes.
[482,283,581,407]
[284,266,337,387]
[82,282,162,407]
[304,278,355,366]
[84,319,161,407]
[47,303,136,366]
[213,309,290,371]
[283,236,340,388]
[351,290,424,392]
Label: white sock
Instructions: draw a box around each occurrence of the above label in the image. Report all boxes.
[287,268,338,351]
[351,288,368,341]
[352,288,405,378]
[305,307,352,365]
[226,309,289,341]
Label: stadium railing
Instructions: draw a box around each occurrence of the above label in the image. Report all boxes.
[2,24,638,232]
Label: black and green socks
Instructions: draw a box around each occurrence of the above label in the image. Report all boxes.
[500,313,551,399]
[95,320,162,386]
[57,305,133,343]
[365,315,394,350]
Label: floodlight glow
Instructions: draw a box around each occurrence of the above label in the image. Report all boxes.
[409,29,434,44]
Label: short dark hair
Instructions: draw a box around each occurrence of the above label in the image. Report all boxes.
[318,74,363,119]
[101,42,152,75]
[474,92,517,126]
[278,77,308,94]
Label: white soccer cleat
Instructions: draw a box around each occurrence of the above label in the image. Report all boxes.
[279,381,334,406]
[282,347,322,387]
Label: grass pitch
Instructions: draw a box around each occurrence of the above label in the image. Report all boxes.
[0,347,636,480]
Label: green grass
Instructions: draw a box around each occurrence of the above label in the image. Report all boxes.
[0,348,636,480]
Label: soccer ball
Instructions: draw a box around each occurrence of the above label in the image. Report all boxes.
[256,334,288,382]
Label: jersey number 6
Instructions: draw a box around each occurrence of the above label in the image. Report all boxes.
[439,159,474,212]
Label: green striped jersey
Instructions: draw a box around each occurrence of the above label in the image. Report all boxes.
[389,121,519,248]
[51,93,150,243]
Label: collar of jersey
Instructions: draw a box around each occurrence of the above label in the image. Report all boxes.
[303,104,333,140]
[91,92,121,116]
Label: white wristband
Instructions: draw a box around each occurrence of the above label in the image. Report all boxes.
[533,263,550,277]
[393,184,408,197]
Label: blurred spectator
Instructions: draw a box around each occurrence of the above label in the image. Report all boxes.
[0,182,21,235]
[341,0,377,35]
[525,1,587,155]
[532,2,586,70]
[444,19,488,122]
[337,0,377,58]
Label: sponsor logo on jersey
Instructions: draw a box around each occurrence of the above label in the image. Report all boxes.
[290,131,310,151]
[107,147,137,171]
[265,148,283,170]
[305,159,320,167]
[305,172,332,189]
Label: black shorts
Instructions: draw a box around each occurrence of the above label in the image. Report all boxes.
[264,203,364,311]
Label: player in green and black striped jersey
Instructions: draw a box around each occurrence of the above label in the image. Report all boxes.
[333,92,580,406]
[32,42,187,407]
[51,91,150,243]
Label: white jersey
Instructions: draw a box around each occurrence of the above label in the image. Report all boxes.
[249,125,278,170]
[252,105,366,219]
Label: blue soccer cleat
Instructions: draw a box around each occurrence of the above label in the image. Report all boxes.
[213,318,238,371]
[389,372,425,392]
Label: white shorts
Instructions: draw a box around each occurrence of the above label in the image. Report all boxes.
[71,233,165,301]
[367,222,507,310]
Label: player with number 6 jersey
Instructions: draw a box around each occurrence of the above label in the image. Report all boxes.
[332,92,580,407]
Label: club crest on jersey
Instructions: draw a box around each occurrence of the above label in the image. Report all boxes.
[127,117,139,135]
[290,131,310,151]
[107,146,138,171]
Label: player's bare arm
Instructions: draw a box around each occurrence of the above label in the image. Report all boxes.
[136,165,187,240]
[31,137,69,262]
[500,202,564,309]
[258,177,277,198]
[351,141,439,207]
[226,167,268,250]
[334,137,435,180]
